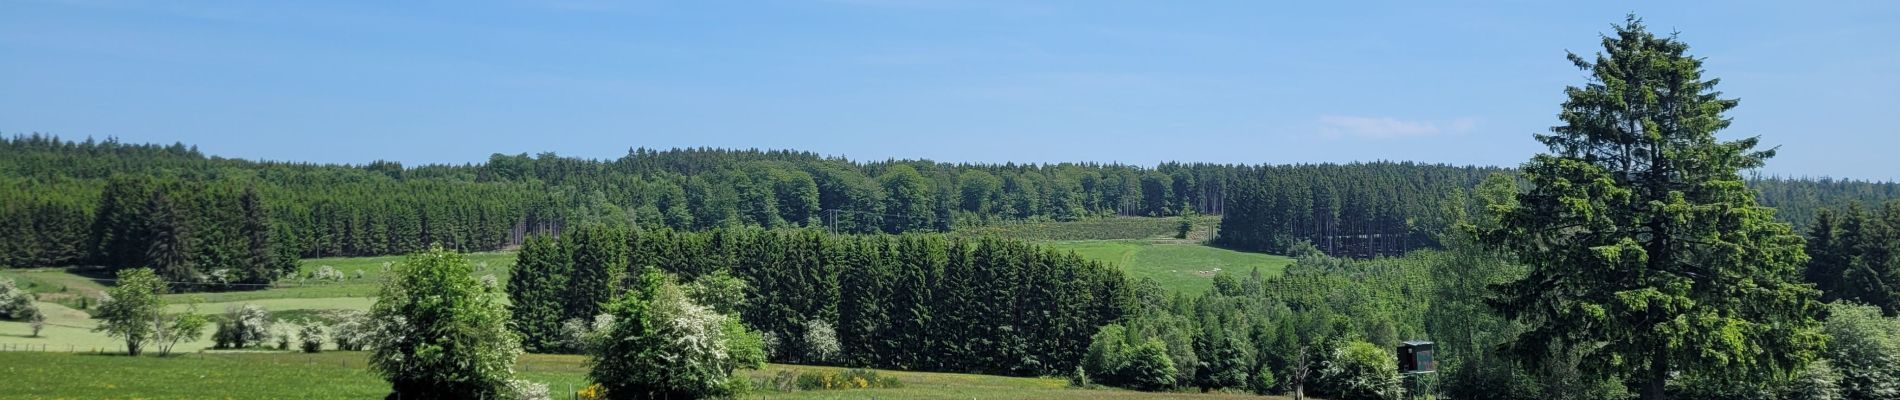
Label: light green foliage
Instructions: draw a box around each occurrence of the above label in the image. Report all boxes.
[1432,175,1542,399]
[299,322,327,353]
[368,246,522,399]
[0,351,1213,400]
[1821,302,1900,400]
[1082,324,1180,391]
[1175,207,1196,239]
[1191,328,1254,392]
[153,306,208,357]
[1783,360,1843,400]
[1322,341,1401,400]
[1122,338,1179,391]
[682,270,748,315]
[799,319,841,364]
[1484,15,1823,399]
[213,303,272,349]
[879,165,936,233]
[94,268,164,355]
[0,276,39,320]
[587,268,765,399]
[1042,240,1292,294]
[326,309,371,351]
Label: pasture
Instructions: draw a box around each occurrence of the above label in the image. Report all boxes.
[0,351,1288,400]
[1042,240,1294,294]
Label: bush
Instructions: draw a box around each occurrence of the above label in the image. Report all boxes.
[586,268,765,400]
[213,304,272,349]
[29,313,45,337]
[326,310,371,351]
[793,369,903,390]
[298,322,327,353]
[368,246,522,400]
[1122,339,1179,391]
[799,319,841,364]
[1322,341,1403,400]
[272,324,292,350]
[1784,360,1843,400]
[504,379,552,400]
[1821,302,1900,400]
[1081,324,1178,391]
[94,268,163,356]
[0,277,40,321]
[313,265,345,283]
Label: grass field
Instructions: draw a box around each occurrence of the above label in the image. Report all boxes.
[954,215,1222,242]
[0,351,1287,400]
[1042,240,1294,294]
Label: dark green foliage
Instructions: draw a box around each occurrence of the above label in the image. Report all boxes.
[1805,202,1900,315]
[519,227,1128,378]
[565,225,628,322]
[507,235,572,353]
[0,134,1886,270]
[1484,16,1823,399]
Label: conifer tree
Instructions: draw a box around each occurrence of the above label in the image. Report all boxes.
[1484,15,1823,399]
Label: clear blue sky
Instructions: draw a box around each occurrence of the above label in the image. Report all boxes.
[3,1,1895,180]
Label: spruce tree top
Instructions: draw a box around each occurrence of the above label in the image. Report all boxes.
[1484,15,1824,399]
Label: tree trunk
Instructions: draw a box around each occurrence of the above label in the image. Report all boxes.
[1642,346,1668,400]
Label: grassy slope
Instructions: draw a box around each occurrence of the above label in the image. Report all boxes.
[1042,240,1293,295]
[0,351,1286,400]
[957,215,1293,294]
[0,218,1293,398]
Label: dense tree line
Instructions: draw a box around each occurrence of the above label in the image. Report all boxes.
[1805,201,1900,315]
[85,175,300,287]
[1213,163,1501,257]
[506,227,1130,377]
[7,134,1892,270]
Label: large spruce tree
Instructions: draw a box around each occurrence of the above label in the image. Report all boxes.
[508,234,572,352]
[1484,15,1823,399]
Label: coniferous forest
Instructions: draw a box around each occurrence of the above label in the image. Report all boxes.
[3,134,1891,278]
[6,12,1900,400]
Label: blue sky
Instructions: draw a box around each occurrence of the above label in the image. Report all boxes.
[3,1,1895,180]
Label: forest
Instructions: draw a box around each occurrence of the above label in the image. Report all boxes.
[6,15,1900,400]
[1,133,1892,284]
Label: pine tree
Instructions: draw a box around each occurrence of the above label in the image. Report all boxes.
[1484,15,1823,400]
[238,186,279,284]
[565,226,628,322]
[508,235,572,352]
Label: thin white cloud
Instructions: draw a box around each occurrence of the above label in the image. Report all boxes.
[1317,115,1478,139]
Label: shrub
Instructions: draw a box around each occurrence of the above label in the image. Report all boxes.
[576,383,606,400]
[326,309,371,351]
[586,268,765,400]
[0,277,40,321]
[504,379,552,400]
[213,304,272,349]
[298,322,327,353]
[368,246,522,400]
[794,369,902,390]
[799,319,841,364]
[272,324,292,350]
[94,268,163,356]
[1821,302,1900,400]
[1322,341,1403,400]
[1082,324,1178,391]
[1783,360,1843,400]
[1122,339,1179,391]
[314,265,345,283]
[29,313,45,337]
